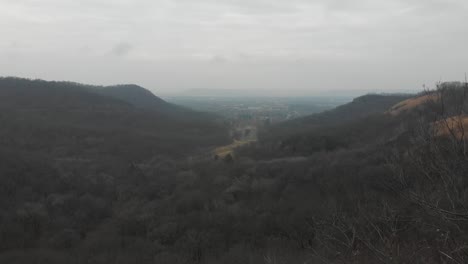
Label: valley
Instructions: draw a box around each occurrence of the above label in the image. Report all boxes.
[1,78,468,264]
[2,0,466,262]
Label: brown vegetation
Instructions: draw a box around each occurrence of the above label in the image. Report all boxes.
[434,115,468,139]
[387,93,439,116]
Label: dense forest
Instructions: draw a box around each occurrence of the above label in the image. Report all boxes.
[1,78,468,263]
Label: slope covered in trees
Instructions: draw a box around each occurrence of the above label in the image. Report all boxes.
[264,93,411,136]
[95,84,211,119]
[0,77,230,174]
[251,94,412,158]
[2,79,468,263]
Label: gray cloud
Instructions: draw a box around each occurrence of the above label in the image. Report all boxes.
[0,0,467,95]
[210,55,229,64]
[111,42,133,57]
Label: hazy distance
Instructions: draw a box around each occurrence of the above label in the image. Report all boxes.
[1,0,467,96]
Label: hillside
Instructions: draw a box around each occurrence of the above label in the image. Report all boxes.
[227,83,468,263]
[255,94,412,157]
[0,77,229,161]
[2,81,468,264]
[387,93,439,116]
[96,84,173,110]
[95,84,204,118]
[263,94,411,137]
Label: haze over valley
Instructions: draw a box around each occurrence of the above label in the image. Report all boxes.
[1,0,468,263]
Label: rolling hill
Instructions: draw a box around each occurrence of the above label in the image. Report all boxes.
[2,81,468,263]
[0,77,229,162]
[94,84,202,118]
[255,94,412,157]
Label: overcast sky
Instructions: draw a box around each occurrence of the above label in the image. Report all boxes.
[1,0,467,96]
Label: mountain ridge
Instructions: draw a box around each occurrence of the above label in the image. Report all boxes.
[0,77,229,160]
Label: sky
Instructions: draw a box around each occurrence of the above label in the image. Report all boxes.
[1,0,467,96]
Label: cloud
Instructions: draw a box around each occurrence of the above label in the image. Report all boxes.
[211,55,229,64]
[0,0,467,94]
[111,42,133,57]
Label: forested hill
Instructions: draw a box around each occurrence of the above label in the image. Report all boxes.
[256,93,412,157]
[264,94,411,137]
[0,77,229,160]
[0,77,203,116]
[1,81,468,263]
[94,84,208,118]
[96,84,170,109]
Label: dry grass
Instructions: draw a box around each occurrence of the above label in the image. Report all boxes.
[213,140,256,158]
[434,115,468,139]
[387,93,439,116]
